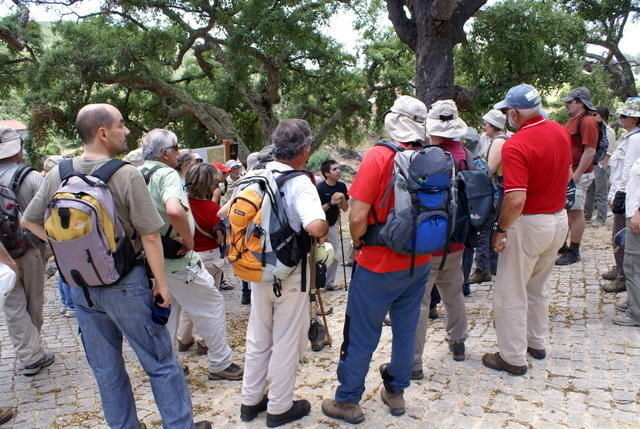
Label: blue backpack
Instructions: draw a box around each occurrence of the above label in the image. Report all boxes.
[362,141,457,272]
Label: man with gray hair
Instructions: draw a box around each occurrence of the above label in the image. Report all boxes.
[238,119,327,427]
[0,126,51,377]
[322,96,432,423]
[140,128,243,382]
[482,85,571,375]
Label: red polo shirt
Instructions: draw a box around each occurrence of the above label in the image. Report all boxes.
[502,116,572,214]
[350,143,431,273]
[566,111,598,174]
[188,197,221,252]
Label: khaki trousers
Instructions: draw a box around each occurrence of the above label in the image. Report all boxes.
[413,251,467,371]
[3,247,45,366]
[494,211,568,366]
[241,264,310,414]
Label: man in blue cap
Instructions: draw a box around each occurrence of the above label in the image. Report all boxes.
[482,84,572,375]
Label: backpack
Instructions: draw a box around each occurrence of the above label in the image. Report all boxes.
[450,150,497,247]
[44,159,137,287]
[574,115,609,165]
[362,141,457,271]
[225,168,312,289]
[0,165,36,258]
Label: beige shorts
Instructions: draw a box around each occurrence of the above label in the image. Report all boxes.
[571,172,595,211]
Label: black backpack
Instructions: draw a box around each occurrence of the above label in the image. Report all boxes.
[574,115,609,166]
[0,165,36,258]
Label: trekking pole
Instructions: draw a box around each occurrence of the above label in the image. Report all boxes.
[338,212,348,291]
[310,239,332,347]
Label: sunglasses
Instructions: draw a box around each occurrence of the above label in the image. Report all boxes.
[620,114,629,119]
[164,144,179,151]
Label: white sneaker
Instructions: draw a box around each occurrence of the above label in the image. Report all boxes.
[64,309,76,318]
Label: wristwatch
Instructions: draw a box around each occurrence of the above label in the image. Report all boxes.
[493,222,506,234]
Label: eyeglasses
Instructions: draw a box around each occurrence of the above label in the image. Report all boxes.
[164,144,179,152]
[620,114,629,119]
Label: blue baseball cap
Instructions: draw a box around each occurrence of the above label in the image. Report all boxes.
[494,84,541,110]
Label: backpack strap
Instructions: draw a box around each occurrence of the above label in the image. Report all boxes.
[58,159,75,181]
[10,165,35,194]
[92,160,129,183]
[273,169,314,188]
[375,140,405,152]
[142,164,166,185]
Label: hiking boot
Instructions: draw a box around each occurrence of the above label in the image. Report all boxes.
[613,312,640,327]
[603,278,626,293]
[555,249,580,266]
[380,387,405,416]
[321,399,365,424]
[22,352,55,376]
[602,266,618,281]
[557,243,569,255]
[462,283,471,297]
[429,307,439,320]
[449,342,465,361]
[240,396,268,422]
[469,270,491,284]
[196,341,208,356]
[325,283,337,291]
[410,369,424,380]
[0,407,14,425]
[219,280,234,291]
[177,340,194,352]
[208,362,243,380]
[241,294,251,305]
[616,299,629,312]
[482,352,527,376]
[195,422,212,429]
[527,347,546,360]
[266,399,310,427]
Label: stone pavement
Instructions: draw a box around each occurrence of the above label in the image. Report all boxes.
[1,219,639,428]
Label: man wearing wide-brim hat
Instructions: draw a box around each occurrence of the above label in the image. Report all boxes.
[0,126,53,376]
[556,87,599,266]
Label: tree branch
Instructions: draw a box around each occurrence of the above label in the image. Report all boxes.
[385,0,417,51]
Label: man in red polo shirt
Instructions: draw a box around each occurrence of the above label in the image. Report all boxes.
[482,84,571,375]
[322,96,432,423]
[556,87,599,265]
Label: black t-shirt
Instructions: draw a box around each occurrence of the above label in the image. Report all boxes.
[316,180,349,226]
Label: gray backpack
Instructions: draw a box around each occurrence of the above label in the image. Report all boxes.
[0,165,36,258]
[44,159,137,288]
[363,142,456,271]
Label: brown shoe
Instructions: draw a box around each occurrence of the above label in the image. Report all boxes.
[195,341,208,356]
[208,362,243,380]
[321,399,365,424]
[602,266,618,281]
[380,387,405,416]
[603,277,626,293]
[177,340,194,352]
[0,407,14,425]
[482,352,527,375]
[468,270,491,284]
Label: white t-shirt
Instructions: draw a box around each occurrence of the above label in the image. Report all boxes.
[267,161,325,232]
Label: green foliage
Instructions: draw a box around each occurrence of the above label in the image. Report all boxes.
[307,149,331,172]
[456,0,587,122]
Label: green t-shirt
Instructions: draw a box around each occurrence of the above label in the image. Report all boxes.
[139,160,200,273]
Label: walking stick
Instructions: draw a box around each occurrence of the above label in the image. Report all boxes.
[309,239,332,351]
[338,212,348,291]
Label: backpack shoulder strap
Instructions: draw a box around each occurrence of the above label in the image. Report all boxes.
[375,140,405,152]
[273,169,313,188]
[92,160,129,183]
[9,165,35,193]
[142,164,166,185]
[58,158,75,181]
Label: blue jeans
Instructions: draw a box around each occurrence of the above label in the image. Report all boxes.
[70,266,195,429]
[58,275,74,310]
[335,262,430,403]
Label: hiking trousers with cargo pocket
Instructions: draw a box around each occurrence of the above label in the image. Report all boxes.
[166,261,233,373]
[3,247,46,367]
[334,262,430,403]
[494,211,568,366]
[241,263,310,415]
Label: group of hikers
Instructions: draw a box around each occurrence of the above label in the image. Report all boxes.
[0,83,639,428]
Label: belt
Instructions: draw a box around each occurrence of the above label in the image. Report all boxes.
[522,210,564,216]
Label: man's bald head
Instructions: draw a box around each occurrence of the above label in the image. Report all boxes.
[75,104,120,143]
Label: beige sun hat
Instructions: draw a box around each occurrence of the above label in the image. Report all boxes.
[482,109,506,130]
[384,95,429,144]
[427,100,468,139]
[0,127,22,159]
[123,148,144,167]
